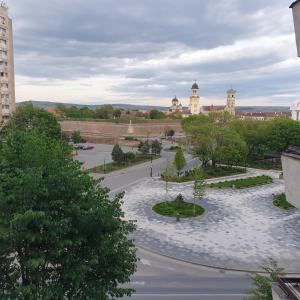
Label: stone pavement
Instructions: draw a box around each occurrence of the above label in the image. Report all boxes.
[122,170,300,272]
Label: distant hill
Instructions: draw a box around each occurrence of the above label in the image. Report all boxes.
[17,100,291,113]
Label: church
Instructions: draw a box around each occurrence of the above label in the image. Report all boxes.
[168,82,236,117]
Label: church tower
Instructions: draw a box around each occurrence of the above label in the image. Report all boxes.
[225,88,236,116]
[189,81,200,115]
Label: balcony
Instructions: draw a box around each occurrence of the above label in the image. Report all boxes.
[1,87,8,93]
[0,56,7,62]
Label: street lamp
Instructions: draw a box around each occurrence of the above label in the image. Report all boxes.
[290,0,300,56]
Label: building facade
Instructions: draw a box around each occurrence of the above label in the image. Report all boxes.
[290,0,300,56]
[189,82,200,115]
[291,101,300,121]
[0,3,15,124]
[169,96,183,113]
[225,88,236,115]
[281,146,300,209]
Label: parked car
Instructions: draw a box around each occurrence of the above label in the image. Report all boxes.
[82,145,94,150]
[74,144,84,150]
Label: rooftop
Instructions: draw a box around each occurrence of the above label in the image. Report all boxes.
[290,0,300,8]
[278,278,300,299]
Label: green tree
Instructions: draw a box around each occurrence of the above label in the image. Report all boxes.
[148,109,165,119]
[138,142,150,155]
[6,103,61,140]
[113,109,122,119]
[267,118,300,153]
[71,130,81,144]
[112,144,125,164]
[0,129,137,300]
[151,140,162,155]
[164,128,175,138]
[174,148,186,176]
[248,259,285,300]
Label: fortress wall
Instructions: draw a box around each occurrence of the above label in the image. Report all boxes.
[60,120,183,144]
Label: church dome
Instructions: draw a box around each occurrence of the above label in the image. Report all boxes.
[192,82,199,90]
[172,96,179,104]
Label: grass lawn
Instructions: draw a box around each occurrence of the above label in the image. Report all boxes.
[164,146,181,152]
[89,154,160,174]
[273,193,295,210]
[208,175,273,189]
[153,201,205,218]
[163,166,247,183]
[247,160,282,171]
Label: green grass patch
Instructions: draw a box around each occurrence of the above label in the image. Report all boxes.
[163,166,247,183]
[164,146,181,152]
[153,201,205,218]
[208,175,273,189]
[89,154,160,174]
[273,193,295,210]
[247,160,282,171]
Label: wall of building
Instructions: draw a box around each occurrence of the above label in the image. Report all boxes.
[292,0,300,56]
[61,120,183,144]
[282,154,300,209]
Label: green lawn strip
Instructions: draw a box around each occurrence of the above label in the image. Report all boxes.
[153,201,205,218]
[273,193,295,210]
[208,175,273,189]
[163,166,247,183]
[164,146,181,152]
[89,154,160,174]
[247,161,282,171]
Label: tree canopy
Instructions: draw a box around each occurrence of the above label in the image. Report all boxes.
[0,110,137,299]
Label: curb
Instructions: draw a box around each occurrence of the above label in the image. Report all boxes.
[137,244,300,275]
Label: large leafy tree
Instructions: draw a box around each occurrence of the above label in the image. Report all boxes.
[6,103,61,140]
[267,118,300,153]
[0,120,137,299]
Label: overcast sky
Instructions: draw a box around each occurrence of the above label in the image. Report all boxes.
[8,0,300,106]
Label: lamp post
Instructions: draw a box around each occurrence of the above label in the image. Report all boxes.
[290,0,300,56]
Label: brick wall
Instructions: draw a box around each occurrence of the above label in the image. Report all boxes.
[60,120,183,144]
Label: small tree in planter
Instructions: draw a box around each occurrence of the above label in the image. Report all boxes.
[174,148,186,176]
[192,168,206,216]
[125,152,136,164]
[175,194,184,208]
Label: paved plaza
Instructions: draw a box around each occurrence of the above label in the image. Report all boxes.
[122,170,300,272]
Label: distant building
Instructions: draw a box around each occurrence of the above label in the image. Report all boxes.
[236,111,292,120]
[291,101,300,121]
[0,3,15,123]
[201,89,236,116]
[225,88,236,115]
[189,82,200,115]
[47,107,64,117]
[169,96,183,113]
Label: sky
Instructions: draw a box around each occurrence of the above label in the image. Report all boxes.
[7,0,300,107]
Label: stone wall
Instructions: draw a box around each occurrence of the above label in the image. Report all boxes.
[60,120,183,144]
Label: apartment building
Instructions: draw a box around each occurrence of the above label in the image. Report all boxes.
[0,3,15,123]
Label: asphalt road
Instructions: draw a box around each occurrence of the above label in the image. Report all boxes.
[89,144,252,299]
[124,248,251,300]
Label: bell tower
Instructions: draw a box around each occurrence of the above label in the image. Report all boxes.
[189,81,200,115]
[226,88,236,116]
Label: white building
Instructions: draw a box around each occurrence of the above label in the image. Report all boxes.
[291,101,300,121]
[189,82,200,115]
[169,96,183,113]
[282,146,300,209]
[0,3,15,123]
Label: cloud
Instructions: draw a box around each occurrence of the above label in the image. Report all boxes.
[7,0,300,106]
